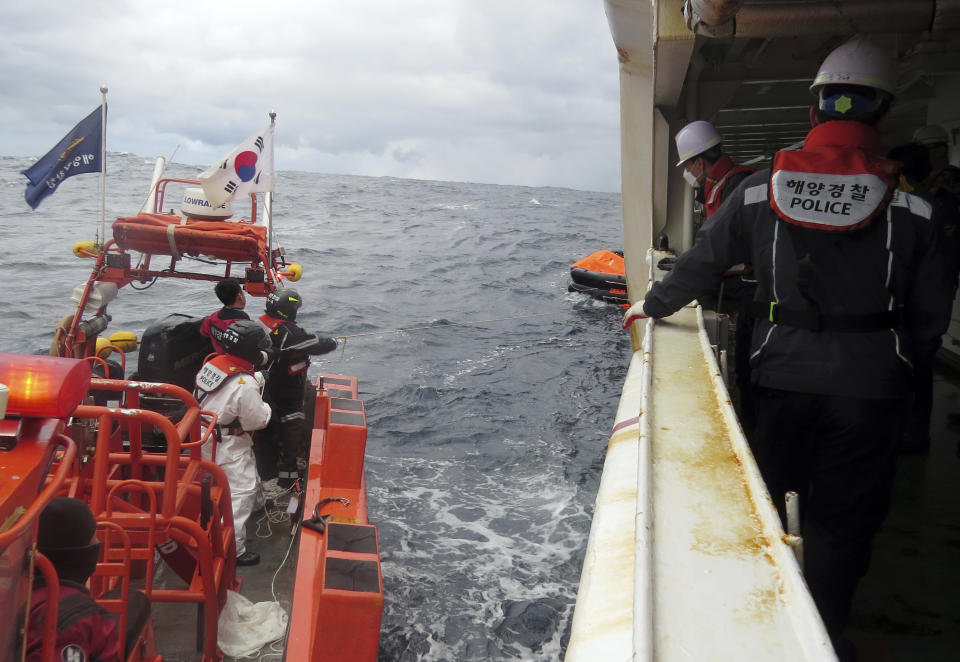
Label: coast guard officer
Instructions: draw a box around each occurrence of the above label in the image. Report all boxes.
[675,120,755,219]
[675,120,758,428]
[624,36,948,659]
[200,277,250,354]
[257,289,338,492]
[195,320,273,566]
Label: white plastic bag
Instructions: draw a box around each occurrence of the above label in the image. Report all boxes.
[217,589,288,658]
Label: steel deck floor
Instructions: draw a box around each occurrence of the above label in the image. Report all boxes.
[847,366,960,662]
[148,507,299,662]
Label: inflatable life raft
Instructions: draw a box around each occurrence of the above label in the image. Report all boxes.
[568,249,628,305]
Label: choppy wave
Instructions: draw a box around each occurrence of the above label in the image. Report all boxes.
[0,152,628,661]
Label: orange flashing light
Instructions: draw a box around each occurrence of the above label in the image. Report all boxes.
[0,352,91,418]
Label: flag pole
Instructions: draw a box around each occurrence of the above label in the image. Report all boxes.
[266,110,276,282]
[99,85,108,248]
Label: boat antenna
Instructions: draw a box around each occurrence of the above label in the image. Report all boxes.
[98,85,108,248]
[137,144,180,214]
[265,110,277,284]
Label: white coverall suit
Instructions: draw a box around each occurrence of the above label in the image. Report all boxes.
[195,362,271,556]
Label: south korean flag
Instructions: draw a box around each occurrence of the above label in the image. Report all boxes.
[198,123,274,208]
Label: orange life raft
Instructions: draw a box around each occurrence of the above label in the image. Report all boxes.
[568,249,628,305]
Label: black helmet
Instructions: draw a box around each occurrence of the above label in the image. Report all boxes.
[266,288,302,321]
[221,320,271,366]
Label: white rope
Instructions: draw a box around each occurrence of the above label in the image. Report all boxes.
[236,483,300,661]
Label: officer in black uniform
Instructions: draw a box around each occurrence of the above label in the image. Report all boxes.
[257,288,338,489]
[624,37,949,660]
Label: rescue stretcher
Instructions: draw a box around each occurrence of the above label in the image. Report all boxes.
[112,214,268,264]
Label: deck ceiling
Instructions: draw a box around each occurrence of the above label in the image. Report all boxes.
[667,1,960,163]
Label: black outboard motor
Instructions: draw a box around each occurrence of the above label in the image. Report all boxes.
[136,314,213,451]
[138,314,213,390]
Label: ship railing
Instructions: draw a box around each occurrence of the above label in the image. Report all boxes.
[0,434,77,550]
[566,249,836,661]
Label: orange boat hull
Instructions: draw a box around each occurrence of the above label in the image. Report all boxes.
[285,373,383,662]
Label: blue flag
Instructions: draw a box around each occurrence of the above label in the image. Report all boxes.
[22,105,105,209]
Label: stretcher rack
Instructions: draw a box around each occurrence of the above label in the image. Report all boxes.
[57,175,296,360]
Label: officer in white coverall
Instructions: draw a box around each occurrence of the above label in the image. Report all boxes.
[195,319,273,566]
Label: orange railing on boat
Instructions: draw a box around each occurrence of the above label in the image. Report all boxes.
[286,373,383,662]
[0,351,236,662]
[5,342,384,661]
[66,378,236,661]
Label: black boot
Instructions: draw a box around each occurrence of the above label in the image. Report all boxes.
[237,550,260,566]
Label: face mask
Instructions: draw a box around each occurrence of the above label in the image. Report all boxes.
[44,541,102,584]
[683,169,700,188]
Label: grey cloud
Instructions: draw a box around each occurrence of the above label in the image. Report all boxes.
[0,1,620,192]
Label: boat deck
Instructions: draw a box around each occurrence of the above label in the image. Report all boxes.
[847,366,960,662]
[147,509,298,662]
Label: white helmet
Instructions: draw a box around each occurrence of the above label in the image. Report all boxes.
[810,36,896,96]
[913,125,949,145]
[675,120,722,167]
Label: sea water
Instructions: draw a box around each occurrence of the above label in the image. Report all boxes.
[0,153,629,660]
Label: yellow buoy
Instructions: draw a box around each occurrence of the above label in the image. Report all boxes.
[108,331,139,353]
[95,337,113,358]
[73,241,100,258]
[284,263,303,282]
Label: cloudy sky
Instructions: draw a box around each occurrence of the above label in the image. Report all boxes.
[0,1,621,192]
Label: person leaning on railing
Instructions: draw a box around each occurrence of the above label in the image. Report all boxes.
[622,36,950,662]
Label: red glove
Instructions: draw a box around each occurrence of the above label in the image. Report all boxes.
[621,302,649,329]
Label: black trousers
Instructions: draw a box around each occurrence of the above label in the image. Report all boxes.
[750,387,904,642]
[254,395,303,479]
[253,383,316,481]
[902,347,938,450]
